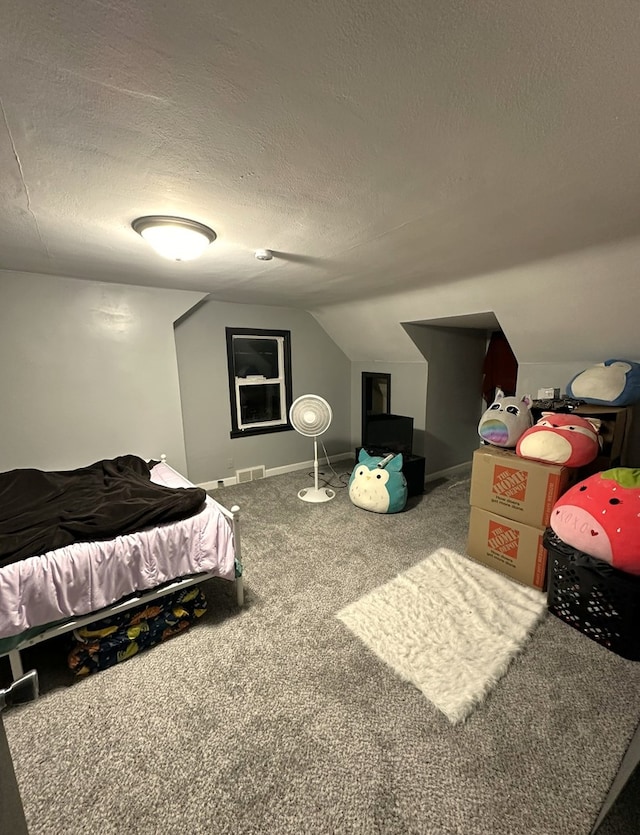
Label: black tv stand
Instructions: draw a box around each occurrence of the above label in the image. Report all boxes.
[355,448,425,497]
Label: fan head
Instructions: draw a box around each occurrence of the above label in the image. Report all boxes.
[289,395,332,437]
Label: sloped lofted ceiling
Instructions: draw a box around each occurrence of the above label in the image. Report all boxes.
[2,0,640,309]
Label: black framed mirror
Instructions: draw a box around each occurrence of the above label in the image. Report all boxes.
[361,372,391,444]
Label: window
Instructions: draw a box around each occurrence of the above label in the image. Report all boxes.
[225,327,293,438]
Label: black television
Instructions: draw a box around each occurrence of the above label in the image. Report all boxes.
[363,413,414,456]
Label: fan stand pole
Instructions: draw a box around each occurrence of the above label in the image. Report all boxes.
[297,436,336,503]
[313,438,320,491]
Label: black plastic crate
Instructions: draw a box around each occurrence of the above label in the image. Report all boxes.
[544,529,640,661]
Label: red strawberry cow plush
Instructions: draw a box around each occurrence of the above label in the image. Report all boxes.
[516,412,601,467]
[550,468,640,574]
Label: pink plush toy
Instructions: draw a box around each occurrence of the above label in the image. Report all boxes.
[550,468,640,574]
[516,412,601,467]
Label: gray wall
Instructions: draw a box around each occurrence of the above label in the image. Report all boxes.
[314,237,640,475]
[0,270,203,473]
[349,361,427,455]
[6,230,640,481]
[174,298,351,484]
[405,324,487,475]
[312,235,640,367]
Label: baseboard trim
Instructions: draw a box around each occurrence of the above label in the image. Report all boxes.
[198,451,354,490]
[424,461,472,483]
[197,477,237,490]
[201,456,471,490]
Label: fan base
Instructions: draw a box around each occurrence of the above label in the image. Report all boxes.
[298,486,335,503]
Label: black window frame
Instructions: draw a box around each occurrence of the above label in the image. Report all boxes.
[225,327,294,439]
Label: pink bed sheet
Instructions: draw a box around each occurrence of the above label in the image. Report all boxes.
[0,462,235,641]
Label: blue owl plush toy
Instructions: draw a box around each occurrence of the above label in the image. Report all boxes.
[567,359,640,406]
[348,449,408,513]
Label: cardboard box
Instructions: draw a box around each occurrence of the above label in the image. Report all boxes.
[469,446,574,528]
[467,506,547,590]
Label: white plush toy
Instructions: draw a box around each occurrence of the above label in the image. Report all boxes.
[477,388,533,448]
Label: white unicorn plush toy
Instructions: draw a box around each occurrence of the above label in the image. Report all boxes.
[477,388,533,448]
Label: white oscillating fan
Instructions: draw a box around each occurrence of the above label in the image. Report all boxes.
[289,394,335,503]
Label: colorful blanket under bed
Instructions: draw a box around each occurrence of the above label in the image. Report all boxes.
[68,586,207,676]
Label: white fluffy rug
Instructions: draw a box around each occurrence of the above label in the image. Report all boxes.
[337,548,547,723]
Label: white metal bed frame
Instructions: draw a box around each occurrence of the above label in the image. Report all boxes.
[2,456,244,683]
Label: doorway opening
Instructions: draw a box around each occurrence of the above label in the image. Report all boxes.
[481,330,518,407]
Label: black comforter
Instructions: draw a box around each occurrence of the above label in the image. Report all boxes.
[0,455,206,569]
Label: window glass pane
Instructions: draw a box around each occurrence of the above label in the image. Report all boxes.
[226,327,292,437]
[239,384,282,425]
[233,338,279,378]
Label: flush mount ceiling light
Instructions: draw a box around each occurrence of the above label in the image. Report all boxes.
[132,216,216,261]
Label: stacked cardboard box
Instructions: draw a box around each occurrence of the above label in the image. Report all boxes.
[466,446,575,590]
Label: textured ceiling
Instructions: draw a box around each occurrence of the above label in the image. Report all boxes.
[1,0,640,309]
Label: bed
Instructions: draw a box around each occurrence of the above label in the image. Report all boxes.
[0,454,243,685]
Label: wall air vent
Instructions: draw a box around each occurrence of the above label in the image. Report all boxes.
[236,466,266,483]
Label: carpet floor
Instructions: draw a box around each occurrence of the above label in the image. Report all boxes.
[2,465,640,835]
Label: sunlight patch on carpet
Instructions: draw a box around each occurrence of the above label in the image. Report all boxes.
[337,548,546,723]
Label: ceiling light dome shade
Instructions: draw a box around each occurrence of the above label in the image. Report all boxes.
[132,216,216,261]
